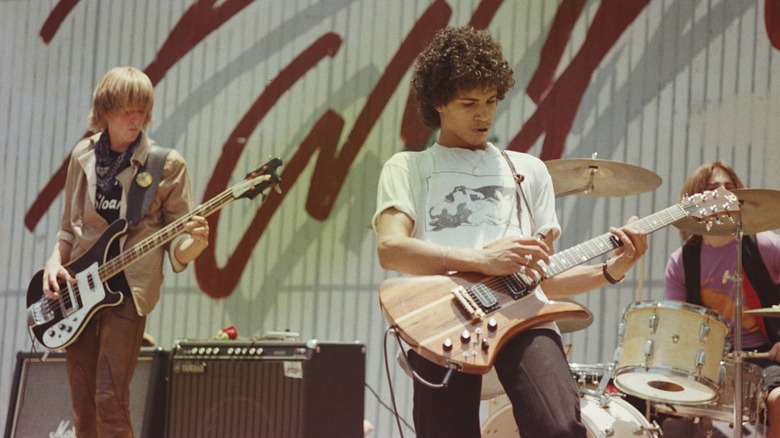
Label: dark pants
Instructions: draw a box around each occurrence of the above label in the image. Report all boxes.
[66,295,146,438]
[409,328,587,438]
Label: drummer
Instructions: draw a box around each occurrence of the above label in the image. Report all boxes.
[664,160,780,437]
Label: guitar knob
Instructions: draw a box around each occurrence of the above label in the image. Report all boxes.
[487,318,498,332]
[442,338,453,351]
[481,339,490,351]
[460,330,471,343]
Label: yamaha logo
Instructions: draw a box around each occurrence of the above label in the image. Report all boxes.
[173,361,206,374]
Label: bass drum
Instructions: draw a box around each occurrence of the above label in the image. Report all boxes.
[481,394,659,437]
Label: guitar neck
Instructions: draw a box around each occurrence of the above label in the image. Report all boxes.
[544,204,688,278]
[98,187,237,281]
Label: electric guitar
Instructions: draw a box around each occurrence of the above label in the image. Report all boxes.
[379,187,740,375]
[26,158,283,350]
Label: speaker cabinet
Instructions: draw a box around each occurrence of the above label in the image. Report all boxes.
[4,347,167,438]
[166,340,365,438]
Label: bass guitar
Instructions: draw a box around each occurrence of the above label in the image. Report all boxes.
[379,187,739,375]
[27,158,283,350]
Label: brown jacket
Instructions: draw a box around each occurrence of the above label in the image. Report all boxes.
[57,132,193,316]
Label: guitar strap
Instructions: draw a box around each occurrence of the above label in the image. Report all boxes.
[500,149,536,234]
[126,144,172,227]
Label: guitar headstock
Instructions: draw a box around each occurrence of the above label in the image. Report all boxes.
[232,157,283,200]
[680,186,740,231]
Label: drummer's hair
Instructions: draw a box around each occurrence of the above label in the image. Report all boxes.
[411,26,515,130]
[679,160,745,244]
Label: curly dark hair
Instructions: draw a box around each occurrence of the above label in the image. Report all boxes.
[412,26,515,129]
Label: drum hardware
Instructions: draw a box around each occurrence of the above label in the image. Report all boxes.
[694,196,743,437]
[544,154,662,198]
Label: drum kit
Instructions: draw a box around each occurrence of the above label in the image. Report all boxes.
[480,156,780,438]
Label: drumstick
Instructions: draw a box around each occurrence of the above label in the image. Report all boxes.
[726,351,770,359]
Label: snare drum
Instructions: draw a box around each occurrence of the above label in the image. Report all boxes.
[570,363,605,391]
[614,301,728,404]
[481,362,606,400]
[654,359,766,423]
[481,394,660,437]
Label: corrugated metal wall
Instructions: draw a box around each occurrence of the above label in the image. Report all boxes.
[2,1,779,436]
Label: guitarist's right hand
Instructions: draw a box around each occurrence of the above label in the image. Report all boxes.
[481,236,551,278]
[42,241,76,299]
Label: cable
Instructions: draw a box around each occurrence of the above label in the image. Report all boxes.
[363,382,414,432]
[384,327,410,437]
[394,328,454,389]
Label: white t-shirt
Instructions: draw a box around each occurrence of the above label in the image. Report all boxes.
[373,142,562,330]
[373,142,560,244]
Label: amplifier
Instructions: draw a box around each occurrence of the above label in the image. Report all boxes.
[166,339,365,438]
[4,348,168,438]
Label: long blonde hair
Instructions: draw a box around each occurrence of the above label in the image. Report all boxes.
[679,160,745,244]
[88,66,154,132]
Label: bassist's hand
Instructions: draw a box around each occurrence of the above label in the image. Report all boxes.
[42,261,75,300]
[42,240,75,299]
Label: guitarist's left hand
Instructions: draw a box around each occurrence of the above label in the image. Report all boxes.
[605,216,648,279]
[544,216,647,298]
[174,215,210,264]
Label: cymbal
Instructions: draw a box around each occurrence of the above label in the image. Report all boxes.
[744,306,780,318]
[545,158,662,197]
[556,299,594,333]
[673,188,780,236]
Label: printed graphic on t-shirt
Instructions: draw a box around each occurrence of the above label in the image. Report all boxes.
[701,280,760,333]
[425,173,514,232]
[96,180,122,223]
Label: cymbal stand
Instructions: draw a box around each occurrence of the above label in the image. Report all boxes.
[554,168,595,198]
[728,221,745,438]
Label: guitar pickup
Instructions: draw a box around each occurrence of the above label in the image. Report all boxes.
[501,275,533,300]
[58,281,80,317]
[468,283,500,312]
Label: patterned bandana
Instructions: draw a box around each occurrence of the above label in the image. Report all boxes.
[95,131,140,193]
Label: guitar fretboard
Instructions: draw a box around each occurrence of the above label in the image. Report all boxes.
[544,204,689,278]
[98,190,235,282]
[94,168,277,284]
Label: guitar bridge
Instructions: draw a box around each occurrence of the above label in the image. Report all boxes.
[451,286,485,320]
[27,300,54,326]
[451,282,501,320]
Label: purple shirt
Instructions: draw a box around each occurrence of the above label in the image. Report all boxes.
[665,231,780,349]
